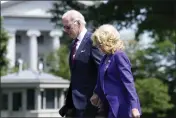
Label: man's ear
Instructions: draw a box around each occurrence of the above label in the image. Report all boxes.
[76,19,81,25]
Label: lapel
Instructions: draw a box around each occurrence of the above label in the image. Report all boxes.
[102,54,113,77]
[99,55,109,86]
[74,32,90,60]
[99,54,113,90]
[70,31,90,69]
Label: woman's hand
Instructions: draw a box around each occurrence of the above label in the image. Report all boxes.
[132,108,140,118]
[90,93,101,107]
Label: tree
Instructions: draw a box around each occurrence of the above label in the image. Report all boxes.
[48,1,71,29]
[135,78,173,118]
[49,0,176,42]
[123,33,175,118]
[63,0,176,37]
[126,36,176,118]
[46,45,70,80]
[0,17,9,76]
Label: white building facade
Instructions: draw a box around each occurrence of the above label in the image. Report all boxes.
[1,69,70,117]
[1,1,69,117]
[1,1,63,69]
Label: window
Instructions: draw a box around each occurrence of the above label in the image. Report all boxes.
[16,34,22,44]
[2,93,8,110]
[27,89,35,110]
[38,54,45,71]
[41,90,44,109]
[45,89,55,109]
[16,52,21,59]
[15,52,22,67]
[37,35,44,44]
[38,54,44,63]
[12,92,22,111]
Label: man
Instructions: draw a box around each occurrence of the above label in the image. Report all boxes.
[59,10,103,118]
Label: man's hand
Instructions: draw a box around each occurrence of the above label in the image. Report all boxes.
[59,105,68,117]
[90,93,101,107]
[132,108,140,118]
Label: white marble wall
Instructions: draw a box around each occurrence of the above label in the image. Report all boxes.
[6,29,62,70]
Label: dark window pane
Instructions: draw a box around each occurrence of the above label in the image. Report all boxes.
[27,89,35,110]
[2,93,8,110]
[37,35,44,44]
[16,35,22,44]
[41,91,44,109]
[12,92,22,111]
[15,52,22,67]
[46,89,55,109]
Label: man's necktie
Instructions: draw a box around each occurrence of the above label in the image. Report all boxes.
[72,38,79,64]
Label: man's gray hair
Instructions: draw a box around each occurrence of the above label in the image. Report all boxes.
[62,10,86,25]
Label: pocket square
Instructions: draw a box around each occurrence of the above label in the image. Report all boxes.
[81,50,85,53]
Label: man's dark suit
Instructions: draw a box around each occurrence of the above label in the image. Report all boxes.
[59,31,103,117]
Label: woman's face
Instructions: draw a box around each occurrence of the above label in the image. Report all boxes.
[97,43,106,54]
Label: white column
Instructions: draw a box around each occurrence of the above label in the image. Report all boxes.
[59,89,65,108]
[27,30,41,71]
[6,28,16,68]
[35,88,41,110]
[43,90,46,109]
[49,30,62,51]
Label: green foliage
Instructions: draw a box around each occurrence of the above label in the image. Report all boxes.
[48,1,70,29]
[130,39,175,80]
[0,17,9,76]
[49,0,176,41]
[124,35,175,117]
[136,78,173,117]
[124,40,140,57]
[63,0,176,37]
[46,45,70,80]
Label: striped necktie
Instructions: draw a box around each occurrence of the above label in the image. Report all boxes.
[71,38,79,63]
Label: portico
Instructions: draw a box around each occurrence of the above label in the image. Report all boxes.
[3,15,63,68]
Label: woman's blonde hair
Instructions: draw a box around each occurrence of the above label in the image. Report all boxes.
[92,24,125,54]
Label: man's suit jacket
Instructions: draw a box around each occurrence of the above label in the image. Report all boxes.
[65,31,103,111]
[94,50,141,118]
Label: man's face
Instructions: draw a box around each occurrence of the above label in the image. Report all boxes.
[62,17,80,39]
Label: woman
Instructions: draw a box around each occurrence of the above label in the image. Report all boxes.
[90,24,141,118]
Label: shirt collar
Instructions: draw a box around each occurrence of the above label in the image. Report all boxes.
[77,27,87,41]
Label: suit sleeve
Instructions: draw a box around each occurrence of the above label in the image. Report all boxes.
[91,45,104,67]
[65,83,74,108]
[91,40,104,95]
[94,78,100,93]
[93,65,101,94]
[65,42,74,108]
[93,56,106,97]
[114,51,138,109]
[91,45,104,92]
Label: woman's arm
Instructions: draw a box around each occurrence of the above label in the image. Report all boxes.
[114,51,138,109]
